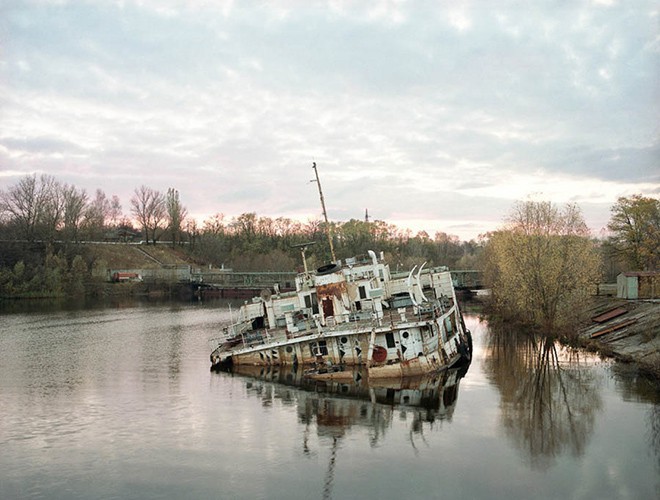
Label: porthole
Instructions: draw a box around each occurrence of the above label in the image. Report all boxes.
[340,336,348,344]
[402,331,410,339]
[286,346,293,353]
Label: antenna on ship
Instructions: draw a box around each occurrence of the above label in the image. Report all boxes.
[311,162,337,262]
[292,241,316,275]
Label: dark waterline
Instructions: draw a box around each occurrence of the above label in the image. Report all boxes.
[0,300,657,499]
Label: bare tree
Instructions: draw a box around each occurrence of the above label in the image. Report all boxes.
[0,174,40,241]
[62,184,88,243]
[202,213,226,236]
[109,195,122,227]
[131,185,166,244]
[166,188,187,247]
[38,175,64,242]
[84,189,112,240]
[0,174,63,241]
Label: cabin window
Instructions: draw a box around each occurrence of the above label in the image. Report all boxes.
[402,331,410,339]
[286,346,293,353]
[359,286,367,300]
[340,336,348,344]
[304,293,319,314]
[385,332,396,348]
[310,340,328,357]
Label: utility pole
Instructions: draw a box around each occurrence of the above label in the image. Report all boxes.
[312,162,337,262]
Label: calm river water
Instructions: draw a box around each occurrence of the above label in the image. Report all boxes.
[0,300,657,500]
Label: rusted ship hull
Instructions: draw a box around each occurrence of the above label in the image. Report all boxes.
[210,251,472,379]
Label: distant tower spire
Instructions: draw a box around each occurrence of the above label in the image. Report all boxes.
[365,208,370,222]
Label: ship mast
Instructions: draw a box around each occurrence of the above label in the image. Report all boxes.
[312,162,337,262]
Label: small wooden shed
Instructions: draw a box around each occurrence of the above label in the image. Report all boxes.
[617,271,658,299]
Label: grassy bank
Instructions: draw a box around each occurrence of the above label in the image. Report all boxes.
[0,242,201,300]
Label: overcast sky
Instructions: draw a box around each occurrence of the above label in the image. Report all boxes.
[1,0,658,241]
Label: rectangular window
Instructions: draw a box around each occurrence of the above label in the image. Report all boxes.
[304,293,319,314]
[359,286,367,299]
[385,332,396,348]
[310,340,328,357]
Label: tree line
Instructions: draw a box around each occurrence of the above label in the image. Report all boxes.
[192,211,480,272]
[0,174,188,247]
[1,173,658,309]
[0,174,481,273]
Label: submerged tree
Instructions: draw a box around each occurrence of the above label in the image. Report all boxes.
[483,200,601,335]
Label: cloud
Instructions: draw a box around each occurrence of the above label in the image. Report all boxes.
[0,0,657,241]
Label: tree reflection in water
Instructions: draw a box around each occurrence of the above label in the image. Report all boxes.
[610,363,660,476]
[484,326,603,470]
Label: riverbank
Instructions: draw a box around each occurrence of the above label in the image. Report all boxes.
[577,297,660,380]
[0,241,201,300]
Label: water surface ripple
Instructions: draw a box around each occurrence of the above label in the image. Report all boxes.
[0,302,657,499]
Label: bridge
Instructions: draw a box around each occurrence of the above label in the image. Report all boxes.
[107,265,484,298]
[192,269,484,298]
[450,270,484,291]
[191,270,298,298]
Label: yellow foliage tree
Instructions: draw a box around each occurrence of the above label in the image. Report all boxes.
[484,201,601,335]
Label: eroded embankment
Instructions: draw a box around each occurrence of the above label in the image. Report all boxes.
[577,297,660,379]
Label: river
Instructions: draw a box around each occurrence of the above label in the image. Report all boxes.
[0,300,657,499]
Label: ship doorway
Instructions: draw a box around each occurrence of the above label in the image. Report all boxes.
[321,298,334,319]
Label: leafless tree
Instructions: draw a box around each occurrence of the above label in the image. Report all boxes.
[109,195,122,227]
[38,175,65,242]
[0,174,63,241]
[62,184,88,243]
[166,188,187,247]
[131,185,166,244]
[84,189,111,237]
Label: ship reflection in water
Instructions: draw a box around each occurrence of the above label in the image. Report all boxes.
[216,363,468,442]
[214,364,469,498]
